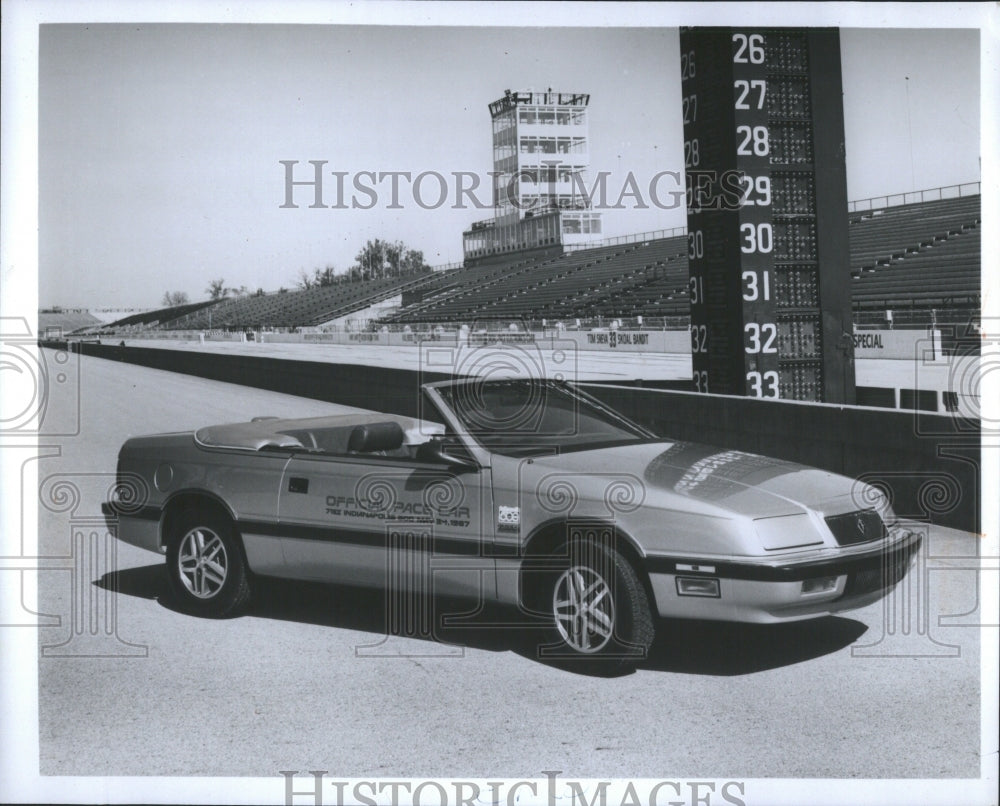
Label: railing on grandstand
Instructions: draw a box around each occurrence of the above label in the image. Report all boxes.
[847,181,980,214]
[853,306,979,329]
[466,186,979,256]
[562,226,688,253]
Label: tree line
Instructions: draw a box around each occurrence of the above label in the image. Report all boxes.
[297,239,431,289]
[161,238,431,307]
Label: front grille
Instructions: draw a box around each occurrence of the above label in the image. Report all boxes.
[841,546,911,597]
[825,509,886,546]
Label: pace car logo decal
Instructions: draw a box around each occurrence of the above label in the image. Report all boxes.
[497,505,520,533]
[325,494,470,527]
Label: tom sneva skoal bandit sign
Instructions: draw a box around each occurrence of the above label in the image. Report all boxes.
[104,378,920,668]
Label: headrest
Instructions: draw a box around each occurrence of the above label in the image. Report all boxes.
[348,421,405,453]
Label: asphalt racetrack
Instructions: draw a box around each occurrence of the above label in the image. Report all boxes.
[36,353,981,778]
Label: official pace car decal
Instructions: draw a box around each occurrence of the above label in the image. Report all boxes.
[325,494,472,527]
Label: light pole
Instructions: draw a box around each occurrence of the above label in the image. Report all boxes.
[904,76,916,192]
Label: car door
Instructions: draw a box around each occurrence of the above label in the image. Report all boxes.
[186,447,297,577]
[276,451,495,603]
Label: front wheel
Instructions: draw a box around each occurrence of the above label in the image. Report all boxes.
[547,541,655,670]
[165,509,251,617]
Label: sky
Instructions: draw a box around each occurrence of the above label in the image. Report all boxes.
[34,21,982,309]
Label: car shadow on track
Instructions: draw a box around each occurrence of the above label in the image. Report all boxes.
[96,564,538,658]
[97,564,868,677]
[641,617,869,675]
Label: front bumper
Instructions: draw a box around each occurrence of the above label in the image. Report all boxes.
[647,527,922,623]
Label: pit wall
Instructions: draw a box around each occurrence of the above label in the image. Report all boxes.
[107,330,247,342]
[117,327,968,414]
[50,341,978,533]
[259,329,692,353]
[117,327,936,359]
[123,328,942,361]
[852,328,942,360]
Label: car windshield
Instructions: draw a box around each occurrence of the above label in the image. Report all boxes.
[435,379,651,456]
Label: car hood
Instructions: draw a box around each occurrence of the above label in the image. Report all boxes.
[522,439,862,519]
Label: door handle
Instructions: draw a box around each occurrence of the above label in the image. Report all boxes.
[288,477,309,494]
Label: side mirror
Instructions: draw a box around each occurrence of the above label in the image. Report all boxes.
[418,437,479,471]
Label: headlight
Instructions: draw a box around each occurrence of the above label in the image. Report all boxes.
[754,514,823,551]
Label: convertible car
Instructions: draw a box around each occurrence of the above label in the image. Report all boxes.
[104,378,921,667]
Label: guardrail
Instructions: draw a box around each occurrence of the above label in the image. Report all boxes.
[853,310,969,328]
[562,226,687,253]
[847,181,980,213]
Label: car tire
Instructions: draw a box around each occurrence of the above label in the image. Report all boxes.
[546,540,655,671]
[165,509,251,618]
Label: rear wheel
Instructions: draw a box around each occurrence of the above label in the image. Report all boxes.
[165,509,251,617]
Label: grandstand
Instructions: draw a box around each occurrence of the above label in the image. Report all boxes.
[382,189,981,327]
[82,187,980,335]
[99,272,445,332]
[392,237,689,323]
[38,308,103,336]
[172,273,444,330]
[848,194,980,315]
[105,299,221,331]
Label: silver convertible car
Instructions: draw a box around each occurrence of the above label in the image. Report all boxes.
[104,378,921,667]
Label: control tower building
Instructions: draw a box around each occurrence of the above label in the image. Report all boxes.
[463,89,602,264]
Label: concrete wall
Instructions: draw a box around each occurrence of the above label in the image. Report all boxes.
[259,329,690,353]
[56,341,979,532]
[555,329,690,353]
[121,327,933,361]
[113,330,203,341]
[282,331,461,347]
[852,328,942,360]
[108,331,246,343]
